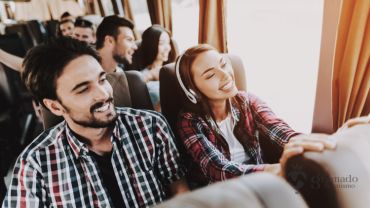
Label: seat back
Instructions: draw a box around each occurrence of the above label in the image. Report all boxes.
[41,70,153,129]
[0,64,14,109]
[285,124,370,208]
[5,23,36,50]
[26,20,48,44]
[156,173,308,208]
[159,54,246,132]
[44,20,59,39]
[0,33,27,57]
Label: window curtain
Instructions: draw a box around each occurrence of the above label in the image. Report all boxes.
[146,0,178,62]
[122,0,134,23]
[121,0,140,39]
[332,0,370,130]
[14,0,51,21]
[146,0,172,32]
[198,0,227,53]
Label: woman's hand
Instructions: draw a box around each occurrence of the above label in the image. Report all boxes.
[279,134,336,177]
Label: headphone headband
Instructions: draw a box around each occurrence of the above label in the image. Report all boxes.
[175,54,198,104]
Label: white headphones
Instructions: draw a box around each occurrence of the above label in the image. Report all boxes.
[175,54,198,104]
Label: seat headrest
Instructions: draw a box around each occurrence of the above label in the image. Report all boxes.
[155,173,308,208]
[285,124,370,208]
[107,71,132,107]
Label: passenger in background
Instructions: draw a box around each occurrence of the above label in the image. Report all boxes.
[96,15,137,73]
[2,37,188,208]
[73,18,96,45]
[175,44,336,187]
[137,25,171,111]
[58,19,75,37]
[0,18,95,73]
[60,11,74,22]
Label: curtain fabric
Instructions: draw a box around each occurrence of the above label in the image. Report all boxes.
[122,0,135,23]
[146,0,172,32]
[146,0,177,61]
[14,0,50,21]
[198,0,227,53]
[332,0,370,130]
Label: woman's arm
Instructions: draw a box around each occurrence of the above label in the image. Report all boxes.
[247,92,301,146]
[0,49,24,72]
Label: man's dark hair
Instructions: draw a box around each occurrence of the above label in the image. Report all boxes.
[96,15,134,49]
[22,37,101,107]
[74,18,94,29]
[60,12,72,20]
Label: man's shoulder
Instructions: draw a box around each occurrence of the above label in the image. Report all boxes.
[116,107,165,121]
[18,122,66,161]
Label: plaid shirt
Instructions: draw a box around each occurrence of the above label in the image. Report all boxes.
[177,92,300,184]
[3,108,185,208]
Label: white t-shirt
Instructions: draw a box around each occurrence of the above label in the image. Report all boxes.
[217,114,250,163]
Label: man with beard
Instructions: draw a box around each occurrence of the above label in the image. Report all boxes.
[96,15,137,73]
[2,37,188,208]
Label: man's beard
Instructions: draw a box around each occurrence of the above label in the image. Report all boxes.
[62,97,118,128]
[112,51,130,66]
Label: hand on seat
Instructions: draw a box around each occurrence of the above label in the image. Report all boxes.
[278,133,337,177]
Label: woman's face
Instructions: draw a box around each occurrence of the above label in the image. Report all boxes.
[156,32,171,62]
[191,50,238,102]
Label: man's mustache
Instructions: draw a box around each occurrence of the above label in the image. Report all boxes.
[90,97,114,113]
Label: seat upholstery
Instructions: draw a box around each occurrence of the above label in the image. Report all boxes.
[285,124,370,208]
[5,23,36,50]
[159,53,246,132]
[41,70,153,129]
[155,173,308,208]
[26,20,48,44]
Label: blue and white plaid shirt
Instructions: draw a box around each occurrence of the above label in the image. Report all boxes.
[3,107,185,208]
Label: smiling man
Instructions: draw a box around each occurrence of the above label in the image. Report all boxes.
[96,15,138,73]
[2,37,188,208]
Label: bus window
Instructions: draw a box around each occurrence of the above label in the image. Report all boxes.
[172,0,198,52]
[227,0,324,133]
[101,0,115,16]
[130,0,151,34]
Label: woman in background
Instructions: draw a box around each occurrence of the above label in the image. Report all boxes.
[138,25,172,111]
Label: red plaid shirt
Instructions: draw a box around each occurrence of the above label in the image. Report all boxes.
[177,92,300,185]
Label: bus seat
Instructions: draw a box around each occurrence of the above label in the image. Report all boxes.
[159,53,246,133]
[44,20,59,38]
[41,70,153,129]
[155,173,308,208]
[0,63,37,190]
[26,20,48,44]
[168,38,179,66]
[5,23,37,50]
[285,124,370,208]
[123,70,154,110]
[0,33,27,57]
[0,178,5,205]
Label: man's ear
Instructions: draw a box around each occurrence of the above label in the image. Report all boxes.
[43,98,65,116]
[104,35,114,45]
